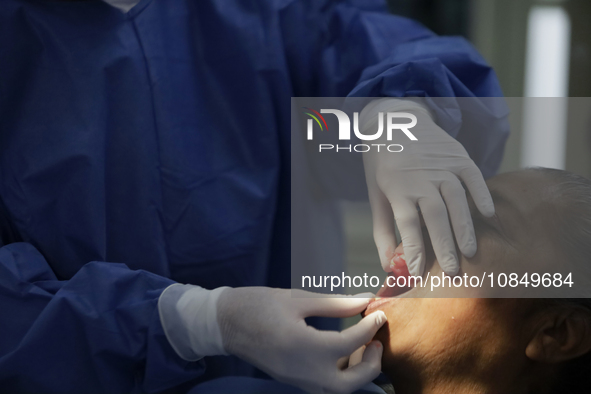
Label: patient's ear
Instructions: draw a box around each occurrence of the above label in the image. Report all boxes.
[526,306,591,363]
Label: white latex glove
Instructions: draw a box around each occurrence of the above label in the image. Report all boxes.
[158,284,387,394]
[361,98,495,276]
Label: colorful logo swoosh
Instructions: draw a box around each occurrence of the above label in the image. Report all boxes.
[303,107,328,131]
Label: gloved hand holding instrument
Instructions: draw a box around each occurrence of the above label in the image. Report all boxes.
[159,284,387,394]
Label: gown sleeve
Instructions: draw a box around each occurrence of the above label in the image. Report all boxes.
[280,0,509,179]
[0,242,203,393]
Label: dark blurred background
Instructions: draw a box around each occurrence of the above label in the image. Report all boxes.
[386,0,591,176]
[387,0,591,97]
[387,0,469,37]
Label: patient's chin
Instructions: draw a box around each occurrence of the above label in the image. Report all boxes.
[374,320,389,351]
[378,338,426,394]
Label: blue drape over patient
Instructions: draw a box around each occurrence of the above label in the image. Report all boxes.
[0,0,508,392]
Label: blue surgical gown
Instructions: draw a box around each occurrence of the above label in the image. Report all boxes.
[0,0,509,392]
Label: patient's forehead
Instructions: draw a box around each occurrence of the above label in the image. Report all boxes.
[486,170,557,209]
[483,171,557,234]
[473,170,560,264]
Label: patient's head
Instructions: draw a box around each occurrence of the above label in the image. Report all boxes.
[366,169,591,394]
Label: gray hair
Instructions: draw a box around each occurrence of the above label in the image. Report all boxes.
[531,167,591,303]
[529,167,591,394]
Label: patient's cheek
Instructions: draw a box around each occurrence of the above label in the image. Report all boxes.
[374,324,390,359]
[374,299,488,368]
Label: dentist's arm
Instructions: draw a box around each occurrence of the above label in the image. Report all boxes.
[159,284,387,394]
[0,243,202,393]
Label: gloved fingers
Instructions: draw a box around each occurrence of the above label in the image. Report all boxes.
[367,185,397,272]
[441,177,477,258]
[294,291,375,318]
[333,341,383,394]
[391,199,425,277]
[418,195,459,275]
[337,311,387,357]
[460,164,495,217]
